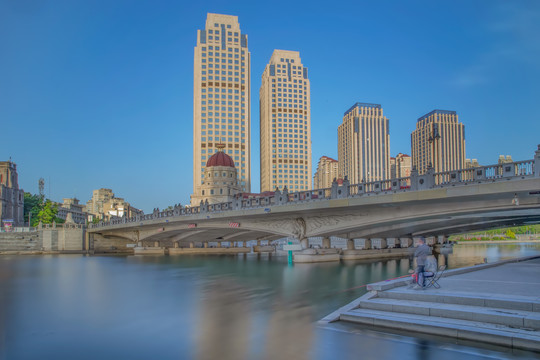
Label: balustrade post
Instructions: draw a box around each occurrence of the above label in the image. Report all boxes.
[410,168,419,191]
[535,145,540,178]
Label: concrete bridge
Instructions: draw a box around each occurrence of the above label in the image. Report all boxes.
[88,146,540,253]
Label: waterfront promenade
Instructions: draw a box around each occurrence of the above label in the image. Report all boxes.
[322,255,540,352]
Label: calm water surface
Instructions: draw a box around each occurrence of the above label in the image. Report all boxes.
[1,243,540,360]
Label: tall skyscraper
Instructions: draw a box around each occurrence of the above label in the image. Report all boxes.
[259,50,311,192]
[313,156,338,189]
[338,103,390,184]
[192,13,251,205]
[411,110,465,174]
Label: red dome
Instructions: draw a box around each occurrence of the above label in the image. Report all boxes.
[206,151,235,168]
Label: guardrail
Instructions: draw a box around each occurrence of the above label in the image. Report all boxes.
[90,150,539,230]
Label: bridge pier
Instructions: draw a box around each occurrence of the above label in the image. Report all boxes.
[347,239,355,250]
[154,241,160,247]
[174,242,179,248]
[300,238,309,249]
[190,242,194,248]
[204,242,208,248]
[356,238,371,250]
[371,238,387,249]
[322,237,331,249]
[217,242,222,248]
[400,238,412,248]
[386,238,398,248]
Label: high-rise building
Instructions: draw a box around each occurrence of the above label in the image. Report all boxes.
[411,110,466,174]
[0,161,24,227]
[338,103,390,184]
[390,153,411,179]
[313,156,338,189]
[260,50,311,192]
[192,13,251,205]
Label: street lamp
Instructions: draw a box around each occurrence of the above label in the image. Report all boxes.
[428,124,441,172]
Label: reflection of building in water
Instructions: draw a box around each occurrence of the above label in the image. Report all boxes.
[196,279,250,360]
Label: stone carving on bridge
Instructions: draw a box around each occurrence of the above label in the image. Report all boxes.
[291,218,306,240]
[305,214,365,235]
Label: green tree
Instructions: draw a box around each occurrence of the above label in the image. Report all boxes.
[36,200,63,225]
[505,229,516,239]
[24,192,44,227]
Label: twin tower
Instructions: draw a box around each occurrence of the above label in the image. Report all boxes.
[191,13,311,205]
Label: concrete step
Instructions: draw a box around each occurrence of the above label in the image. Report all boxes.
[378,288,540,312]
[340,308,540,352]
[357,297,540,330]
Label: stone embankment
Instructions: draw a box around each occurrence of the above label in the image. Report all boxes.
[321,256,540,352]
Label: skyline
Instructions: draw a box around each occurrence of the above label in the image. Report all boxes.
[1,0,539,213]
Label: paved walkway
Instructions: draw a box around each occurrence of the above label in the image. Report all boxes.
[321,256,540,353]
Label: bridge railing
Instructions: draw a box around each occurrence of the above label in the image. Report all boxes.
[89,149,539,229]
[434,159,535,186]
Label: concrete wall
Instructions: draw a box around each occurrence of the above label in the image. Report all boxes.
[0,232,41,251]
[1,227,86,252]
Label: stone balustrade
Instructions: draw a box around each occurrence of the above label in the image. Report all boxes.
[90,147,540,230]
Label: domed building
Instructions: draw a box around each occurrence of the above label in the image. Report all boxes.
[190,144,242,206]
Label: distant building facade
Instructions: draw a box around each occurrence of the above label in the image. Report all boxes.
[259,50,311,192]
[411,110,466,174]
[465,158,480,168]
[192,13,251,205]
[338,103,390,183]
[498,155,513,164]
[390,153,411,179]
[190,145,242,205]
[56,198,87,225]
[86,188,142,220]
[0,161,24,227]
[313,156,338,189]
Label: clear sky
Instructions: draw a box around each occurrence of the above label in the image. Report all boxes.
[1,0,539,213]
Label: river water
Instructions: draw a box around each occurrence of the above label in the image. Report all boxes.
[1,243,539,360]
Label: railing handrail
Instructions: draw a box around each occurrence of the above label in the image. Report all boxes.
[89,156,537,229]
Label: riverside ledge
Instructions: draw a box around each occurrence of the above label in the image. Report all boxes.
[320,255,540,352]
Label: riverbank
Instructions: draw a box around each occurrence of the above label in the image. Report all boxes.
[455,239,540,245]
[322,255,540,352]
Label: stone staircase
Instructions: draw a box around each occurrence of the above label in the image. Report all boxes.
[340,287,540,351]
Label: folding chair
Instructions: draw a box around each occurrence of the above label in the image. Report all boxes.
[424,265,446,289]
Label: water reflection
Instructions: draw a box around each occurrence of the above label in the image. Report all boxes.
[0,243,539,359]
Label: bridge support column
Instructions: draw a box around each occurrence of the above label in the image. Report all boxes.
[386,238,397,248]
[300,238,309,249]
[347,239,355,250]
[204,242,208,248]
[217,242,222,248]
[322,237,331,249]
[399,238,412,248]
[356,238,371,250]
[137,241,143,247]
[174,242,179,248]
[437,235,447,244]
[190,242,194,248]
[371,238,387,249]
[257,240,261,246]
[426,236,436,246]
[154,241,160,248]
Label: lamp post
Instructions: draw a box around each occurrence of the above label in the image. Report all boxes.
[428,124,441,172]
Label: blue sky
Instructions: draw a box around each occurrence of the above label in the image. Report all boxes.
[1,0,539,213]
